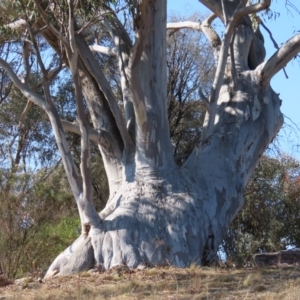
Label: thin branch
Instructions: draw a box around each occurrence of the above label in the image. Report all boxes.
[284,114,300,133]
[209,20,235,103]
[68,0,76,55]
[36,64,66,88]
[7,134,18,169]
[66,0,100,230]
[60,119,119,155]
[285,0,300,14]
[19,63,65,129]
[221,0,228,25]
[37,158,62,183]
[27,20,47,77]
[75,15,99,35]
[18,100,33,129]
[230,29,238,89]
[259,20,289,79]
[0,43,84,214]
[100,6,133,49]
[100,6,135,129]
[22,40,31,84]
[0,58,45,108]
[198,87,210,112]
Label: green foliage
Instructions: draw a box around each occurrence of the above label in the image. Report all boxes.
[28,216,80,275]
[0,167,78,278]
[222,155,300,266]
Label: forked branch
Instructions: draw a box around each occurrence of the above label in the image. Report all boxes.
[210,0,271,103]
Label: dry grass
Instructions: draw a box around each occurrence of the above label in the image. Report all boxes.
[1,265,300,299]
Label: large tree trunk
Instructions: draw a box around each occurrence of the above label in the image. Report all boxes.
[44,0,287,277]
[45,74,283,276]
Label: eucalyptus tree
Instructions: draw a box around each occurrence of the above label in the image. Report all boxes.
[0,0,299,277]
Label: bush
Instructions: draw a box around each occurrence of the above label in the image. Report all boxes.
[0,167,78,278]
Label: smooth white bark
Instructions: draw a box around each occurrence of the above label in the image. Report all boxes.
[89,44,117,55]
[1,0,298,277]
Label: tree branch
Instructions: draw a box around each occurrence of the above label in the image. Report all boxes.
[33,0,69,46]
[66,0,100,231]
[260,20,288,79]
[89,44,117,56]
[210,0,271,103]
[61,119,120,153]
[221,0,229,25]
[198,87,210,112]
[199,0,271,22]
[61,120,98,143]
[18,100,33,129]
[230,29,238,89]
[167,21,202,31]
[259,33,300,85]
[200,0,271,142]
[167,14,221,50]
[3,19,26,30]
[19,63,65,129]
[0,45,99,232]
[32,6,125,195]
[76,36,134,152]
[36,64,66,88]
[201,14,221,50]
[22,40,31,84]
[100,6,135,138]
[234,0,271,19]
[0,58,45,108]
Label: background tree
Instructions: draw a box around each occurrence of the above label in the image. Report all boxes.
[166,14,215,161]
[0,0,299,277]
[222,155,300,267]
[0,43,79,277]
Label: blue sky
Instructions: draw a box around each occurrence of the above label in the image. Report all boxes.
[168,0,300,158]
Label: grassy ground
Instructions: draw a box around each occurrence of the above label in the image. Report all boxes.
[1,265,300,299]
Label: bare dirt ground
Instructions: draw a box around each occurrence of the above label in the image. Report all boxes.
[1,265,300,299]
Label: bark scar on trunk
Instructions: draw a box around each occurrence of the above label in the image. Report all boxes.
[83,224,91,237]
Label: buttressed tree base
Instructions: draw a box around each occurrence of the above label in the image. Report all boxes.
[0,0,299,277]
